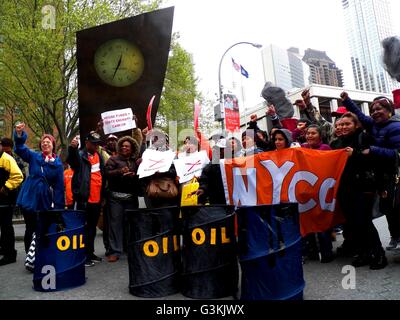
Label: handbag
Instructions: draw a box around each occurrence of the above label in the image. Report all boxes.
[146,177,178,199]
[180,178,199,207]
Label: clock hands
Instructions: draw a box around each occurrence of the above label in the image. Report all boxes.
[112,54,123,79]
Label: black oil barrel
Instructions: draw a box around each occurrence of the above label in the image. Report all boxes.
[237,203,305,300]
[126,206,181,298]
[180,205,238,299]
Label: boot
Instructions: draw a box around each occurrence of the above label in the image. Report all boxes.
[369,253,388,270]
[0,253,17,266]
[351,254,370,267]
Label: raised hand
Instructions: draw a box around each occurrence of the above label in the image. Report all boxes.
[70,135,80,149]
[340,91,349,101]
[15,122,25,136]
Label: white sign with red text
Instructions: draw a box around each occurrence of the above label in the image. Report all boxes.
[137,149,176,179]
[101,108,136,134]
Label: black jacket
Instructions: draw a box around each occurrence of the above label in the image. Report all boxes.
[198,163,226,205]
[67,147,106,204]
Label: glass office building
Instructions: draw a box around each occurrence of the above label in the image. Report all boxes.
[342,0,398,93]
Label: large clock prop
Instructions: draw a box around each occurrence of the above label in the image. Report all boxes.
[76,7,174,141]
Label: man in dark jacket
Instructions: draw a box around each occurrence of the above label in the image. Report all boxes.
[67,131,106,267]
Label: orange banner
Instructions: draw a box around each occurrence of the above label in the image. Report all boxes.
[220,148,348,235]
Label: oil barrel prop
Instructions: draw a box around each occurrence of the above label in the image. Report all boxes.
[126,206,181,298]
[237,203,305,300]
[180,205,239,299]
[33,210,86,292]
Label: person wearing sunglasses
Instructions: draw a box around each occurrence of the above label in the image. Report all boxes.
[340,92,400,255]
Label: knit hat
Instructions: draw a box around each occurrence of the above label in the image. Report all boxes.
[39,134,56,151]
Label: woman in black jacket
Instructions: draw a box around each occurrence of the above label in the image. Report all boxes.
[105,136,140,262]
[333,112,387,269]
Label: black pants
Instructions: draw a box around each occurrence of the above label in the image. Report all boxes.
[340,190,384,257]
[22,209,37,253]
[0,205,16,257]
[76,202,101,259]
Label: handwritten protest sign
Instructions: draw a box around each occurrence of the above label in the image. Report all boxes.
[174,150,210,184]
[101,108,136,134]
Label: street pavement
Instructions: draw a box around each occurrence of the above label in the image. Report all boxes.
[1,216,400,300]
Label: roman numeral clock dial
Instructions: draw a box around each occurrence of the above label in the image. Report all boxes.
[94,38,145,87]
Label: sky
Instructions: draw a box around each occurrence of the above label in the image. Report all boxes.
[163,0,400,110]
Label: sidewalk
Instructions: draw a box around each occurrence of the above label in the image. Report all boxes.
[4,216,400,300]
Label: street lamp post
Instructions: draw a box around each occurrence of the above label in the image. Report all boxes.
[218,42,262,132]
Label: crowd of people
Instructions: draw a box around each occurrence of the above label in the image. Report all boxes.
[0,88,399,275]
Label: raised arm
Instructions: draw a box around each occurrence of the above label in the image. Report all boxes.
[340,91,374,130]
[13,123,35,163]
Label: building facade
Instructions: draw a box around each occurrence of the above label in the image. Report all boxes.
[240,83,391,132]
[261,44,310,92]
[342,0,398,93]
[303,49,344,87]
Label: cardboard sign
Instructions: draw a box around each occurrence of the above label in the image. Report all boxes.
[137,149,176,178]
[101,108,136,134]
[174,150,210,184]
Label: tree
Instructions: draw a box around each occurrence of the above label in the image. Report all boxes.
[0,0,163,154]
[157,34,201,144]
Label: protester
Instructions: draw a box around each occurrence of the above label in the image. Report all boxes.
[330,118,344,148]
[334,112,387,269]
[241,130,263,156]
[105,134,118,157]
[301,125,334,263]
[196,143,227,205]
[0,141,24,266]
[0,138,26,178]
[341,91,400,251]
[105,136,140,262]
[63,163,74,209]
[225,137,242,159]
[67,131,106,267]
[292,118,311,144]
[13,123,65,259]
[301,125,332,150]
[271,129,295,150]
[294,89,333,143]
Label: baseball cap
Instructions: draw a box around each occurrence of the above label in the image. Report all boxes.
[85,131,102,144]
[106,134,118,141]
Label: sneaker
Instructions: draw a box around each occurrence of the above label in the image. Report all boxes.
[89,254,102,263]
[107,255,119,263]
[351,254,370,268]
[84,260,95,267]
[386,237,400,250]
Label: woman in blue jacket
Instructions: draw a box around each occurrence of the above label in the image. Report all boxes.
[14,123,65,253]
[340,92,400,251]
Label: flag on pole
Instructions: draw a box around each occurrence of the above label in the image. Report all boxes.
[194,100,201,131]
[231,58,241,72]
[232,57,249,78]
[240,65,249,78]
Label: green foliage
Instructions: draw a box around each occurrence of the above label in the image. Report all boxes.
[157,35,200,135]
[0,0,176,155]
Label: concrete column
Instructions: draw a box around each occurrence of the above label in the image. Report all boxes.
[330,99,338,113]
[361,102,369,116]
[311,97,320,112]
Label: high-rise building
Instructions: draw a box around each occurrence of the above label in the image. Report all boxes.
[303,49,344,87]
[342,0,398,93]
[261,44,310,92]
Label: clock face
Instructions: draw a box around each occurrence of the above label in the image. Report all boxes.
[94,39,145,87]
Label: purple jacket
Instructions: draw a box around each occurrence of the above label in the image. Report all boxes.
[342,97,400,161]
[301,142,332,150]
